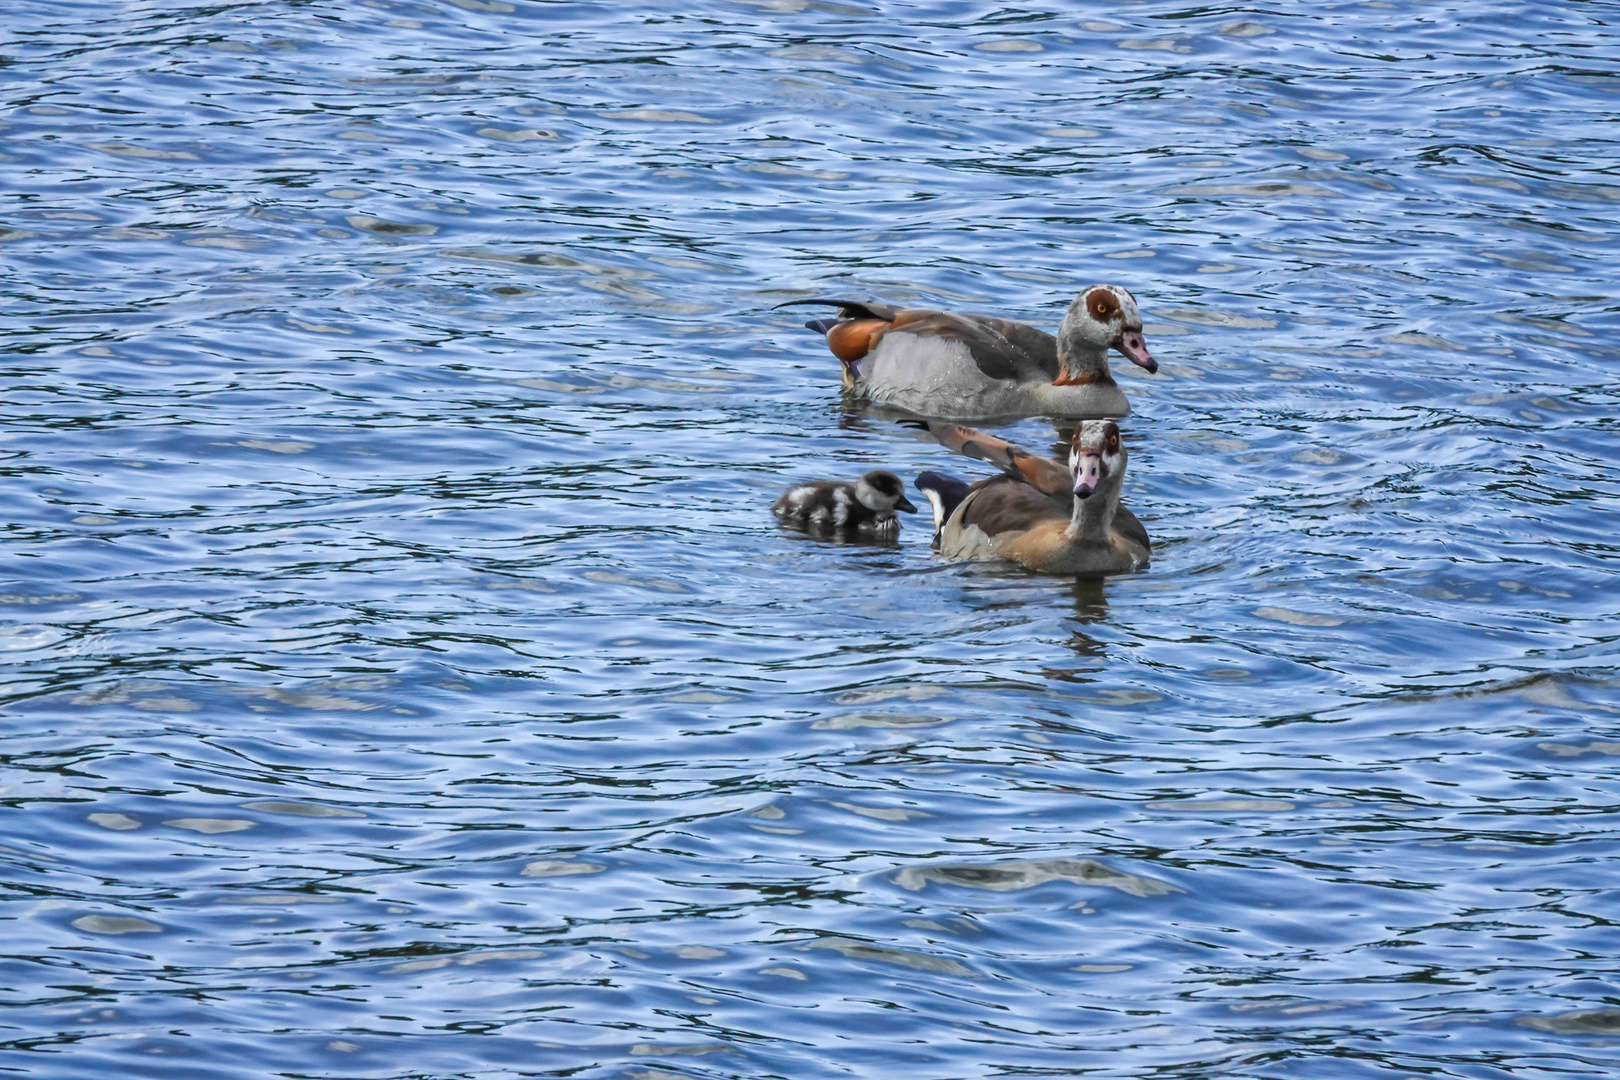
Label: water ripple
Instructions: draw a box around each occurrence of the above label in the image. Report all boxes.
[2,1,1618,1078]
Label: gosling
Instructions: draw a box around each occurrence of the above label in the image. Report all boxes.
[773,469,917,536]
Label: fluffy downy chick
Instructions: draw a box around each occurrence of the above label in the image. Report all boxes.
[773,470,917,535]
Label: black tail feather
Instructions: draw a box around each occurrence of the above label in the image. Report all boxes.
[773,297,897,322]
[914,471,972,549]
[804,317,838,335]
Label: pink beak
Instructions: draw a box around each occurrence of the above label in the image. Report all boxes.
[1113,329,1157,374]
[1072,452,1102,499]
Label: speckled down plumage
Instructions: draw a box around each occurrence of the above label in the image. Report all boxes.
[773,470,917,535]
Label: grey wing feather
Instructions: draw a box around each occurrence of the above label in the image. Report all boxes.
[958,476,1068,538]
[1114,503,1150,551]
[961,315,1060,381]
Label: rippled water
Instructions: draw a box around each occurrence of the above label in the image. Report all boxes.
[3,2,1619,1077]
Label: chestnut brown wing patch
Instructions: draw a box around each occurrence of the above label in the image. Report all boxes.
[1004,453,1071,496]
[927,423,1073,499]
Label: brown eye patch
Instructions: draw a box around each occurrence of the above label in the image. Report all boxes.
[1106,432,1120,453]
[1086,288,1117,321]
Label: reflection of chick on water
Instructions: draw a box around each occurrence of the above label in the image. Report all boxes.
[772,470,917,538]
[913,420,1149,576]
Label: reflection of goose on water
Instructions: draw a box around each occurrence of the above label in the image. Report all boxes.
[777,285,1157,420]
[894,857,1180,898]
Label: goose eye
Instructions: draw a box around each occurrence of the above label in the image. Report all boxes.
[1092,300,1114,318]
[1107,433,1120,452]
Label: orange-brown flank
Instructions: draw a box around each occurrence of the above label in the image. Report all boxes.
[825,318,887,363]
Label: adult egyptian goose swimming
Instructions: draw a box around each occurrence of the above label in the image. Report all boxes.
[773,469,917,536]
[778,285,1156,420]
[913,421,1149,576]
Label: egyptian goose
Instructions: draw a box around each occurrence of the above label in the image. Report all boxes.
[772,469,917,536]
[912,421,1149,576]
[778,285,1156,419]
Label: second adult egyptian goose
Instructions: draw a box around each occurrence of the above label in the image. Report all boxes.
[914,420,1150,576]
[778,285,1156,420]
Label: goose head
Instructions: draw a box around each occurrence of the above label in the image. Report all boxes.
[1055,285,1156,383]
[1069,420,1127,500]
[855,470,918,515]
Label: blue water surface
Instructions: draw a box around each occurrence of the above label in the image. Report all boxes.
[2,1,1619,1078]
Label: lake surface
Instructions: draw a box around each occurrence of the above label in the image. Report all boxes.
[2,2,1618,1077]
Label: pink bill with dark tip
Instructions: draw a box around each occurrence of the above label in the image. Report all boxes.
[1072,453,1102,498]
[1114,330,1157,373]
